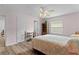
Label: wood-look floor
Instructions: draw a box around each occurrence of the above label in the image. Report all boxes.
[6,41,35,55]
[0,41,37,55]
[0,35,44,55]
[0,39,44,55]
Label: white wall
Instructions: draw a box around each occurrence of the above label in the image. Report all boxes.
[17,14,35,42]
[5,11,36,46]
[47,12,79,36]
[5,12,35,46]
[5,13,17,46]
[0,5,37,46]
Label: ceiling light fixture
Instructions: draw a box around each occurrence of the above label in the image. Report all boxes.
[40,7,54,18]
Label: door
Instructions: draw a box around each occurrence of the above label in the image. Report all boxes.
[34,21,39,36]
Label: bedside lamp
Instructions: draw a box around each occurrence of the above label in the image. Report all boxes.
[75,32,79,34]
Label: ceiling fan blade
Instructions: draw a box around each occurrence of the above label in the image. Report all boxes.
[48,10,54,12]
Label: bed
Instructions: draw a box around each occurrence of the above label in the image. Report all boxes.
[32,34,79,55]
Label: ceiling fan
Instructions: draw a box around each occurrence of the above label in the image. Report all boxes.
[40,7,54,18]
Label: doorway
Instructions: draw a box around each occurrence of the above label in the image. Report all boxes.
[0,16,5,47]
[34,20,39,36]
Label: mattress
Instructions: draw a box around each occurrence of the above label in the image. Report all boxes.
[34,34,72,46]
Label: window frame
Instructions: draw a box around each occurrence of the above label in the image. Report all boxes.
[48,20,64,34]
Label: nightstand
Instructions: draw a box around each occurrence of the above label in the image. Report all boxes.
[71,34,79,40]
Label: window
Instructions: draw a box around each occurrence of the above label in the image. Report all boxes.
[49,20,63,34]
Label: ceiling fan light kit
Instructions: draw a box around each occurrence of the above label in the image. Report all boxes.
[40,7,54,18]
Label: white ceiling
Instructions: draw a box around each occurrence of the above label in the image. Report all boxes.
[0,4,79,18]
[41,4,79,18]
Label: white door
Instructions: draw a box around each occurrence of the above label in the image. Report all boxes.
[34,21,39,36]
